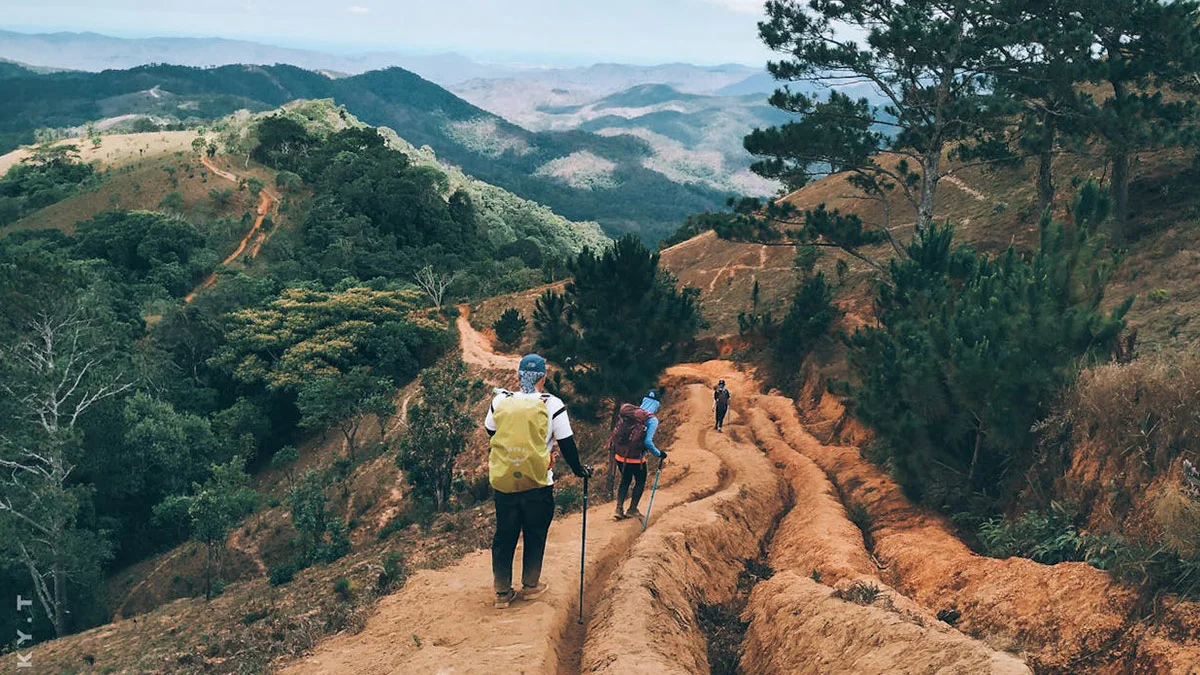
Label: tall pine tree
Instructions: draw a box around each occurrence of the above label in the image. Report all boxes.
[848,182,1131,517]
[745,0,1014,242]
[1073,0,1200,241]
[535,235,701,414]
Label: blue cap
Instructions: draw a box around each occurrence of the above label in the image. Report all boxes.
[646,390,659,400]
[519,353,547,374]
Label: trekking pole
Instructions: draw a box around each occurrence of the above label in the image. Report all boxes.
[579,473,589,625]
[642,458,663,532]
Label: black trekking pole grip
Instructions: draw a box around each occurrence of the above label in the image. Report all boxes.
[579,473,589,625]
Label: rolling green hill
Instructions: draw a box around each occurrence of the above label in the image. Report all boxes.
[0,63,733,240]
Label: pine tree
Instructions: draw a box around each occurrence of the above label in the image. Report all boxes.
[773,273,838,380]
[1071,0,1200,241]
[848,182,1131,517]
[533,289,577,363]
[492,308,527,349]
[745,0,1014,241]
[960,0,1095,213]
[539,236,702,412]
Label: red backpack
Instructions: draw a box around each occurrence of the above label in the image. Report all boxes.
[608,403,653,461]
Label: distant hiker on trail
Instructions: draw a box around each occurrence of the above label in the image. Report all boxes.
[608,390,667,521]
[485,353,593,609]
[713,379,731,431]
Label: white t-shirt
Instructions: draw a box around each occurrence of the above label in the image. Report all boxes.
[484,390,573,484]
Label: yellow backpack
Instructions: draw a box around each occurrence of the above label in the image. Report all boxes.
[489,391,552,493]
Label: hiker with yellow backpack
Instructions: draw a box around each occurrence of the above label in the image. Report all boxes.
[485,354,592,609]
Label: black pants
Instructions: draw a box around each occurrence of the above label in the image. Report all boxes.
[492,486,555,594]
[716,404,728,429]
[617,461,648,511]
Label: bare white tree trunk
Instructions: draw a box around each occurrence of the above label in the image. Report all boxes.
[414,265,453,307]
[0,312,132,636]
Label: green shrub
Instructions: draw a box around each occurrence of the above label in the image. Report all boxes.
[1084,533,1200,599]
[268,562,296,586]
[333,577,355,601]
[848,185,1129,519]
[555,484,583,515]
[379,551,406,591]
[209,188,234,207]
[833,581,884,605]
[492,308,527,348]
[978,502,1088,564]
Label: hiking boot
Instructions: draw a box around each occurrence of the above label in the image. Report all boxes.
[494,589,516,609]
[614,505,628,520]
[520,582,549,600]
[626,508,644,519]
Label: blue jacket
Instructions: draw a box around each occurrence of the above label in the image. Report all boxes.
[639,396,664,458]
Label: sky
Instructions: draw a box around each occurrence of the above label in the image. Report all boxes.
[0,0,776,66]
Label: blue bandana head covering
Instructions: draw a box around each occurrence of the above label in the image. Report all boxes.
[518,369,544,394]
[518,354,547,393]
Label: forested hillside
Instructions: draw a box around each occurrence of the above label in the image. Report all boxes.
[0,97,612,646]
[0,63,733,239]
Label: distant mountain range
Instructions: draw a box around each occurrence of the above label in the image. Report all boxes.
[0,29,775,94]
[0,29,888,233]
[0,62,737,240]
[451,81,790,196]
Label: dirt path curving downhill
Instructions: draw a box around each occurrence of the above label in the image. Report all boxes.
[456,304,521,372]
[279,374,729,674]
[183,157,280,303]
[275,316,1200,674]
[581,364,788,674]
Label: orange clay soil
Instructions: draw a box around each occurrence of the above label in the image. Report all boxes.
[580,366,788,674]
[272,341,1200,673]
[183,156,280,303]
[279,369,729,675]
[756,393,1200,673]
[741,401,1029,674]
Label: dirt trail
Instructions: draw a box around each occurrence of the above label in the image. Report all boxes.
[942,175,988,202]
[183,157,280,303]
[280,345,728,674]
[276,315,1200,674]
[456,304,521,372]
[755,395,1200,672]
[581,364,787,674]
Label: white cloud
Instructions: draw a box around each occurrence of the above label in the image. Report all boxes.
[347,5,371,14]
[698,0,764,14]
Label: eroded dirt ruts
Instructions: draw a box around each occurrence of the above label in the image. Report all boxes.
[742,573,1029,675]
[279,370,727,674]
[755,394,1200,673]
[277,324,1200,674]
[580,365,788,674]
[183,157,280,303]
[741,401,1030,674]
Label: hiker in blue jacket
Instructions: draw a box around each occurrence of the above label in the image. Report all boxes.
[610,391,668,521]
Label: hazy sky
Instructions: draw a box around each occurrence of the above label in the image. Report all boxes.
[0,0,776,66]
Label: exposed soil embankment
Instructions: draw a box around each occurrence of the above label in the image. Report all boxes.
[580,366,788,674]
[742,573,1029,675]
[756,394,1200,673]
[281,367,728,675]
[740,398,1029,674]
